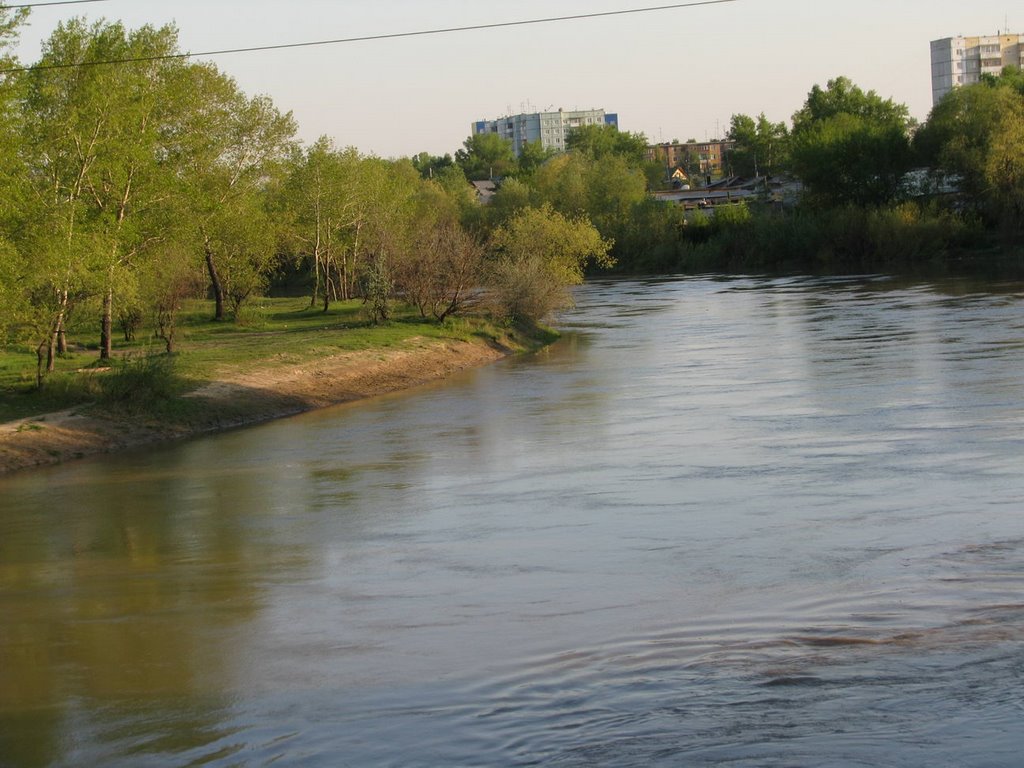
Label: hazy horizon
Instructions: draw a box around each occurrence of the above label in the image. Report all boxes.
[11,0,1021,157]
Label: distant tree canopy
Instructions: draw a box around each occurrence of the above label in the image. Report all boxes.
[789,76,914,207]
[726,113,790,177]
[915,67,1024,236]
[565,124,649,164]
[411,151,455,180]
[455,132,518,181]
[517,140,556,178]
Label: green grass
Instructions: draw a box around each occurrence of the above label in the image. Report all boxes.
[1,297,542,423]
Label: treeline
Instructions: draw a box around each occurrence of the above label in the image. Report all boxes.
[0,12,614,387]
[453,71,1023,275]
[429,69,1023,277]
[704,72,1024,273]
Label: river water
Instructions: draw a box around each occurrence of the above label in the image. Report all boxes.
[2,275,1024,767]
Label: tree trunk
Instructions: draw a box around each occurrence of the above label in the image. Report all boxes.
[100,287,113,360]
[310,246,321,308]
[52,292,69,369]
[340,249,348,301]
[323,269,335,313]
[204,240,226,321]
[56,292,68,355]
[36,340,47,389]
[46,330,57,373]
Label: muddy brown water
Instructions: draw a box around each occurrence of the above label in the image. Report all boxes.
[2,275,1023,766]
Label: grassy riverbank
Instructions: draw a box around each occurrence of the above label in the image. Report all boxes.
[0,297,555,474]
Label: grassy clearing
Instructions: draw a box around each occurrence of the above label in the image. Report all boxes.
[1,297,542,423]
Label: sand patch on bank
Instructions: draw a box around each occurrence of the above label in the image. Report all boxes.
[0,338,505,476]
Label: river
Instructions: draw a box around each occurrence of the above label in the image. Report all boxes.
[2,275,1023,767]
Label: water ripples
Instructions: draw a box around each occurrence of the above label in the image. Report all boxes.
[4,275,1024,766]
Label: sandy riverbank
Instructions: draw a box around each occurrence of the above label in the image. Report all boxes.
[0,337,507,476]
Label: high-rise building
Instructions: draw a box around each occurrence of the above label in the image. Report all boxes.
[471,108,619,155]
[931,33,1024,105]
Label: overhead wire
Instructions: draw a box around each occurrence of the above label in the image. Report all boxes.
[2,1,108,8]
[1,0,738,74]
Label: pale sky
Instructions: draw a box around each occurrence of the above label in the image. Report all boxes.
[12,0,1020,158]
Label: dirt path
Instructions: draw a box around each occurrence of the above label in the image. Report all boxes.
[0,338,506,476]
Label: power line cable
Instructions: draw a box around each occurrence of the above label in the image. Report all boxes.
[1,0,738,74]
[2,1,108,8]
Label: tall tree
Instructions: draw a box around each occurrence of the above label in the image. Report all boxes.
[455,133,518,181]
[281,139,373,310]
[410,151,454,180]
[0,7,29,347]
[915,68,1024,233]
[530,151,647,259]
[790,76,913,207]
[565,124,648,165]
[172,63,296,320]
[516,140,556,177]
[985,99,1024,239]
[726,113,790,177]
[20,20,184,363]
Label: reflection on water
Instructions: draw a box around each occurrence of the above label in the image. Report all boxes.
[2,275,1024,766]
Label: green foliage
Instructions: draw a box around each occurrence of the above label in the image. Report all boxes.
[97,354,187,413]
[678,203,977,273]
[1,296,535,422]
[565,124,648,165]
[516,140,556,178]
[985,101,1024,241]
[484,177,535,230]
[916,69,1024,238]
[609,198,686,273]
[0,8,28,227]
[712,202,753,227]
[792,76,910,130]
[360,254,393,324]
[790,77,913,207]
[23,19,189,360]
[411,151,455,179]
[455,133,518,181]
[530,152,648,260]
[726,113,790,176]
[175,64,297,320]
[0,237,23,346]
[487,205,613,322]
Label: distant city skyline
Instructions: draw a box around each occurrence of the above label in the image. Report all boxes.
[9,0,1021,157]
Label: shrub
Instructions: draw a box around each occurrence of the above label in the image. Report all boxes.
[98,355,186,413]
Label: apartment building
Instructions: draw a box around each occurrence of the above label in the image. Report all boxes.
[931,33,1024,105]
[646,140,735,179]
[471,108,619,155]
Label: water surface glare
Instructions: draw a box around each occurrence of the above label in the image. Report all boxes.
[2,275,1024,766]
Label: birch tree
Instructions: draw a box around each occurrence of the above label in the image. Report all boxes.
[21,20,183,361]
[172,64,296,320]
[0,7,29,348]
